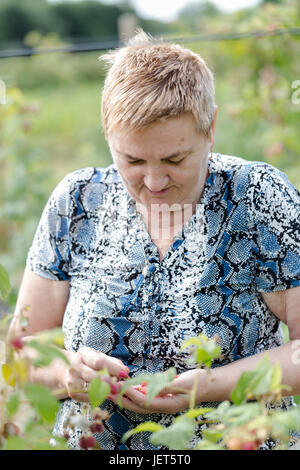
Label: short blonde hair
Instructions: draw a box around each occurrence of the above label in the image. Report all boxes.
[100,29,215,138]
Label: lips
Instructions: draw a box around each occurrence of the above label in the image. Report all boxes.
[146,187,170,196]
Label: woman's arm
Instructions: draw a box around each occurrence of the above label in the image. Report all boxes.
[7,268,129,400]
[7,267,71,397]
[196,340,300,404]
[199,285,300,402]
[8,267,70,339]
[117,286,300,413]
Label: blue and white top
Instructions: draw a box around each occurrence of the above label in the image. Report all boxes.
[27,153,300,450]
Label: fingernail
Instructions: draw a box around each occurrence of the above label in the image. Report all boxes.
[119,370,128,379]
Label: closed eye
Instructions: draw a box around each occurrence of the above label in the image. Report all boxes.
[128,158,185,165]
[127,159,143,165]
[166,158,185,165]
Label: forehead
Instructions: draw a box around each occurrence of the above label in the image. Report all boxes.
[108,114,200,156]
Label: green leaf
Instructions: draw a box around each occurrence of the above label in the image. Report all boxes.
[0,313,13,330]
[19,422,67,450]
[205,401,231,421]
[271,362,282,389]
[205,401,261,431]
[34,328,65,348]
[194,439,223,450]
[0,264,11,299]
[202,427,224,444]
[180,334,221,368]
[230,354,284,405]
[150,416,195,450]
[27,339,69,367]
[6,392,20,418]
[47,435,67,450]
[3,436,29,450]
[121,422,164,443]
[271,408,300,433]
[184,407,215,419]
[222,402,261,427]
[89,377,110,409]
[24,383,59,423]
[120,368,177,406]
[230,370,256,405]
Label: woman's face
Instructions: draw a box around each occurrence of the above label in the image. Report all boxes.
[108,112,216,214]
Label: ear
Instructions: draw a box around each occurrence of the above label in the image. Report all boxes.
[210,105,218,149]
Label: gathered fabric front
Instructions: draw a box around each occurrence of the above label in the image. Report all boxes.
[27,153,300,450]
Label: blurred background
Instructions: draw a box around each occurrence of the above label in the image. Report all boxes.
[0,0,299,310]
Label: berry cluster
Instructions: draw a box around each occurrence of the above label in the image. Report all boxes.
[102,375,123,400]
[79,408,110,450]
[226,427,267,450]
[133,381,148,395]
[11,337,23,350]
[3,422,21,438]
[132,375,179,397]
[76,372,128,449]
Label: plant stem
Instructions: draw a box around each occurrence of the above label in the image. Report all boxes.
[189,373,198,409]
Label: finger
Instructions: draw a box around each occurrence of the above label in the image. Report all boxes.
[123,387,188,414]
[66,375,90,401]
[155,386,173,397]
[156,382,189,397]
[68,392,90,403]
[119,395,156,414]
[120,392,176,414]
[68,362,101,383]
[121,386,149,407]
[79,347,129,377]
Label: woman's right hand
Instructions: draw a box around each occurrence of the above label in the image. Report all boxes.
[64,346,129,402]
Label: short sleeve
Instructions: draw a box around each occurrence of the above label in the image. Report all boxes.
[26,174,73,281]
[247,163,300,292]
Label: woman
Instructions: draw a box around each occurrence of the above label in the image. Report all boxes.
[8,30,300,450]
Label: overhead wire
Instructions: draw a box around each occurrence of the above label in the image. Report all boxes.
[0,27,299,59]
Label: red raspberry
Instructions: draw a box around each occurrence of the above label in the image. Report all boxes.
[133,384,147,394]
[79,436,97,450]
[92,412,102,421]
[90,422,104,434]
[226,437,242,450]
[102,377,121,395]
[4,422,20,437]
[241,441,257,450]
[11,338,23,349]
[119,370,128,379]
[111,382,122,395]
[92,408,109,421]
[109,382,118,394]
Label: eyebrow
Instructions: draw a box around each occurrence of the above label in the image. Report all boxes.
[118,149,192,161]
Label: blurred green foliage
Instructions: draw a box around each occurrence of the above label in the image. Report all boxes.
[0,0,176,48]
[0,0,128,46]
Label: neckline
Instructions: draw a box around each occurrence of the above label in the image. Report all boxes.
[125,154,216,264]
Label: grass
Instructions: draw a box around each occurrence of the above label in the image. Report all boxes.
[25,81,112,183]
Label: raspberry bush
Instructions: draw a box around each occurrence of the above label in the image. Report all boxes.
[1,264,300,450]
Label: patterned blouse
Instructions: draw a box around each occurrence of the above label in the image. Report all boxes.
[27,153,300,450]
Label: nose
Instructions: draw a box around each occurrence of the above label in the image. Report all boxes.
[144,168,169,192]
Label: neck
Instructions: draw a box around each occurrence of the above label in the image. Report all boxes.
[137,200,199,242]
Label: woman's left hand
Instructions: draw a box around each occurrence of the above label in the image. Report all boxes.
[115,369,207,414]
